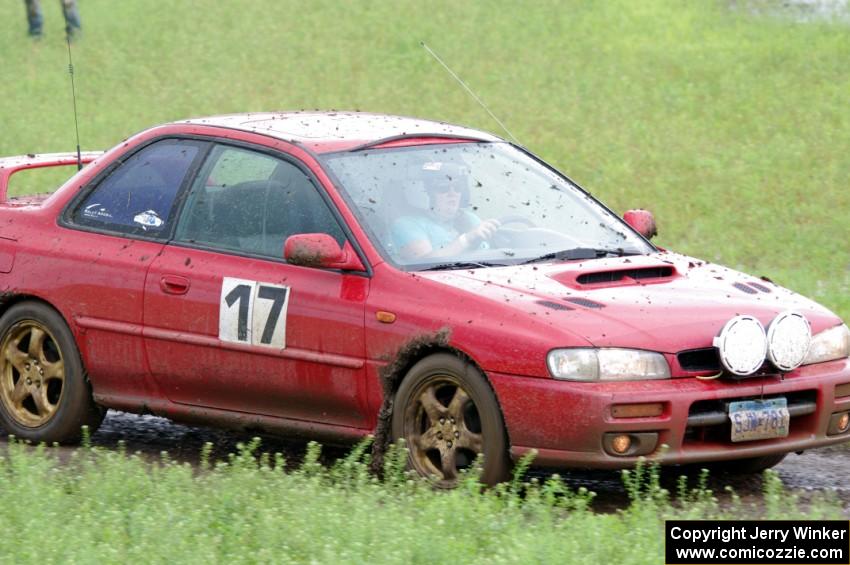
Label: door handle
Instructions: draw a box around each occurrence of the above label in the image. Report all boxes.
[160,275,190,295]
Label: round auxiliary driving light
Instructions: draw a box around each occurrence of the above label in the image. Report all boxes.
[713,315,768,376]
[766,311,811,371]
[839,413,850,433]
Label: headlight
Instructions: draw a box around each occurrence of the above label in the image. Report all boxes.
[713,315,767,376]
[547,348,671,381]
[802,324,850,366]
[766,311,812,371]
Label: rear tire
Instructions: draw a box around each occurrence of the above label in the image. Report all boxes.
[391,353,511,487]
[0,302,104,443]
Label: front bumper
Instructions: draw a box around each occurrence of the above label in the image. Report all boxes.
[489,358,850,469]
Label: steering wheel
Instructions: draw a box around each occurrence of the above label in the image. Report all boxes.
[488,214,537,248]
[496,214,537,229]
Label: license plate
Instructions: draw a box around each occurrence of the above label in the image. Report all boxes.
[728,398,789,442]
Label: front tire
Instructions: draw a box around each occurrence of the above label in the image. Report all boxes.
[0,302,104,443]
[391,353,511,487]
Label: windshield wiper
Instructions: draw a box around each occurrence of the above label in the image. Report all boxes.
[521,247,639,265]
[419,261,508,271]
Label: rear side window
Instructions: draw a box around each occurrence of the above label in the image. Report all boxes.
[71,139,203,236]
[174,144,346,259]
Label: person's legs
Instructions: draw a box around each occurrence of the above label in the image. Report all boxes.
[25,0,44,37]
[61,0,81,38]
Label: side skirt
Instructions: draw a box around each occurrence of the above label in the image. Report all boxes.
[95,394,370,447]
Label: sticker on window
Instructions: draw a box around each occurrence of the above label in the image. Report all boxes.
[133,209,164,229]
[82,203,113,219]
[219,277,290,348]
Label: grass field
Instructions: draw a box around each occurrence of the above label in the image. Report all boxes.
[0,437,843,564]
[2,0,848,320]
[1,1,849,562]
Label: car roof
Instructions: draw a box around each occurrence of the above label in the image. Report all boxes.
[178,111,502,153]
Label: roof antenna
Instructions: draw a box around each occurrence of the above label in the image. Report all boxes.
[420,41,520,145]
[66,36,82,171]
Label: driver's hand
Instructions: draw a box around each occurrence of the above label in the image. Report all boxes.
[465,219,501,244]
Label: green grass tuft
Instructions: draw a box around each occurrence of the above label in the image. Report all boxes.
[0,438,842,564]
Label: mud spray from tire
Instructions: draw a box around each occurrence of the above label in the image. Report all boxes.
[369,328,450,476]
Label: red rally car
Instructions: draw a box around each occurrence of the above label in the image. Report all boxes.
[0,112,848,486]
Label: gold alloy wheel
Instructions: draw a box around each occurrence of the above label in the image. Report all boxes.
[0,320,65,428]
[404,375,484,483]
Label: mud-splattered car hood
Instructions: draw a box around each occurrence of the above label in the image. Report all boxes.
[418,252,839,354]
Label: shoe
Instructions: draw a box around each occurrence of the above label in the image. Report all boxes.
[66,26,82,42]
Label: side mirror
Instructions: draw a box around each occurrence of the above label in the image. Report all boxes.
[623,209,658,240]
[284,233,365,271]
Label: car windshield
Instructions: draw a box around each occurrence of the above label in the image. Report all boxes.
[321,142,653,270]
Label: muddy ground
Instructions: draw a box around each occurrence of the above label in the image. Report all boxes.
[4,410,850,514]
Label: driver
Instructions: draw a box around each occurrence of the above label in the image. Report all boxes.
[390,162,501,261]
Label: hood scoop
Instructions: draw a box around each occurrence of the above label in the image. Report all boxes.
[551,262,679,290]
[576,266,675,285]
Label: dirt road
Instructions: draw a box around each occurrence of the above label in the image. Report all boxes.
[5,410,850,512]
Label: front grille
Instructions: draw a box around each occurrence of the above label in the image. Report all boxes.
[724,364,781,380]
[677,348,780,379]
[678,348,721,372]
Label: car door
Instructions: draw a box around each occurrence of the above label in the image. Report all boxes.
[142,142,370,428]
[56,138,207,404]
